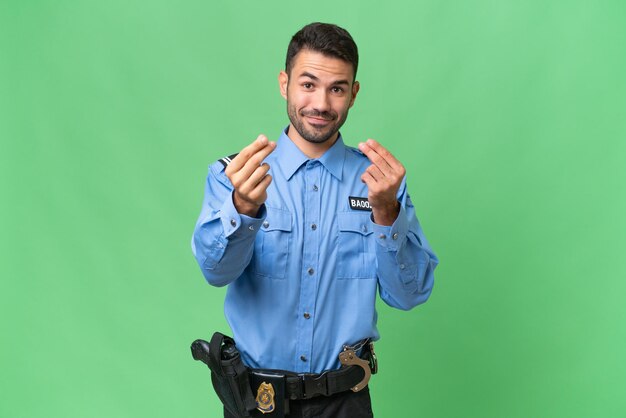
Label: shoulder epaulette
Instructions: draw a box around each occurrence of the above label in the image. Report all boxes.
[218,153,239,168]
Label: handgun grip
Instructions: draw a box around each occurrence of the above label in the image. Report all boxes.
[190,339,211,366]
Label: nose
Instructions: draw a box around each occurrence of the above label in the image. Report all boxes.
[311,89,331,113]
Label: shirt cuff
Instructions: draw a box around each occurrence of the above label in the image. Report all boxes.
[371,205,409,251]
[220,192,267,238]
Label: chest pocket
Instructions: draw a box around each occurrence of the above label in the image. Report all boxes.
[336,212,376,279]
[254,207,292,279]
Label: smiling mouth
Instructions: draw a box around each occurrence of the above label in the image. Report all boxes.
[306,116,331,125]
[303,113,337,129]
[301,109,336,124]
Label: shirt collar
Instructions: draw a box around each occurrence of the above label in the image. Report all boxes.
[275,127,345,181]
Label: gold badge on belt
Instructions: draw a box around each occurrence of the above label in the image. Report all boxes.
[255,381,275,414]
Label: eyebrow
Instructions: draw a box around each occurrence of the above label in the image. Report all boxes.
[299,71,350,86]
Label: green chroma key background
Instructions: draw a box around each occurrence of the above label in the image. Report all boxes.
[1,1,625,417]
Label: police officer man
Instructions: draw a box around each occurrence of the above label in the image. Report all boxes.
[192,22,438,418]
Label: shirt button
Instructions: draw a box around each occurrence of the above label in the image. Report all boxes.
[361,225,367,233]
[392,233,399,240]
[379,234,386,239]
[262,221,269,229]
[303,312,310,319]
[400,264,406,270]
[230,219,237,227]
[307,267,314,276]
[248,225,254,231]
[300,355,307,362]
[313,185,318,191]
[311,223,317,230]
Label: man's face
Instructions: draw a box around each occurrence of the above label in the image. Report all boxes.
[279,49,360,145]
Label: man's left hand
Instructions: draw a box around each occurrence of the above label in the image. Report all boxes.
[358,139,405,226]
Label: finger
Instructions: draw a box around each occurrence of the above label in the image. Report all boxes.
[358,142,394,176]
[238,163,271,195]
[361,171,376,185]
[229,142,275,185]
[247,174,273,203]
[364,139,404,173]
[366,164,384,182]
[227,135,270,173]
[240,143,276,177]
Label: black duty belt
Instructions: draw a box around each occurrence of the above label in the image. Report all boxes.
[249,342,377,401]
[250,362,366,400]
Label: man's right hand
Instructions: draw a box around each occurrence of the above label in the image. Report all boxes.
[224,134,276,217]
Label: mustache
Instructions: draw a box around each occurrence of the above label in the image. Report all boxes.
[300,109,337,121]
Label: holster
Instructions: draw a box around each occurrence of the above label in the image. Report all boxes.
[205,332,256,417]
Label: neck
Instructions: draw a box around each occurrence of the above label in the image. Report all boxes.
[286,125,338,159]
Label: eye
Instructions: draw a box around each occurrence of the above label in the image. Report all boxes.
[303,82,313,89]
[331,86,345,94]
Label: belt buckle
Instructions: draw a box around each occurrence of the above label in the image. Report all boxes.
[302,371,329,398]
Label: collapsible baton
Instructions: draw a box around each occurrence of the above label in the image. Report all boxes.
[191,332,257,417]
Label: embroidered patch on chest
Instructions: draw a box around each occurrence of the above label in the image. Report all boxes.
[348,196,372,211]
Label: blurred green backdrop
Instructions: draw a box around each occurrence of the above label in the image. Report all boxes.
[1,1,625,417]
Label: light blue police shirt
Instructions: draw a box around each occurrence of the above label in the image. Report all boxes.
[192,128,438,373]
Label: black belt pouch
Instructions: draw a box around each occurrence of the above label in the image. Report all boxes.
[207,332,256,417]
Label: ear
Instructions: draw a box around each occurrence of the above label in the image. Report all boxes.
[278,71,289,99]
[349,81,360,108]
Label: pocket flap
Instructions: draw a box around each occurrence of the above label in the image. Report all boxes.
[337,212,373,236]
[262,207,292,232]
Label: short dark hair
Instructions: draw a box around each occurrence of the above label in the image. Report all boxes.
[285,22,359,80]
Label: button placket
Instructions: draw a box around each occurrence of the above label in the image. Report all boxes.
[295,161,321,372]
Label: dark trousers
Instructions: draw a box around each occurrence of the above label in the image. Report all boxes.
[224,386,373,418]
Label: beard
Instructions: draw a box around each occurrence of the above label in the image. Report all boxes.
[287,102,349,144]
